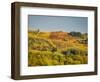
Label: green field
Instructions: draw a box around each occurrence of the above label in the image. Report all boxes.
[28,30,88,66]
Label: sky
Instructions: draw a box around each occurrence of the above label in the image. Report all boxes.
[28,15,88,33]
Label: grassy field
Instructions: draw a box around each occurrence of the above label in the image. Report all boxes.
[28,30,88,66]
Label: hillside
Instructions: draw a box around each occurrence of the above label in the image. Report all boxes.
[28,31,88,66]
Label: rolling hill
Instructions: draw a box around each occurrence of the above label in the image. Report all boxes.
[28,31,88,66]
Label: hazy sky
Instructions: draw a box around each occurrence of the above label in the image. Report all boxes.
[28,15,88,33]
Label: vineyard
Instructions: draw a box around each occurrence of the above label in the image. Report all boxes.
[28,30,88,66]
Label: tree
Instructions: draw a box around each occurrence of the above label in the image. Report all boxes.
[37,29,40,33]
[69,31,82,38]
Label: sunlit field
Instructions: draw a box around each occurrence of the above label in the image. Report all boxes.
[28,30,88,66]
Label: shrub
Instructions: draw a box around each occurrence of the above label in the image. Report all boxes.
[61,47,87,56]
[52,52,65,65]
[73,60,81,64]
[61,48,79,55]
[28,37,57,52]
[28,50,53,66]
[64,57,74,64]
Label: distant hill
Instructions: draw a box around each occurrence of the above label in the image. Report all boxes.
[49,31,69,40]
[49,31,78,42]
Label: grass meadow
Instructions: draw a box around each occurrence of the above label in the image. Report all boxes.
[28,30,88,66]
